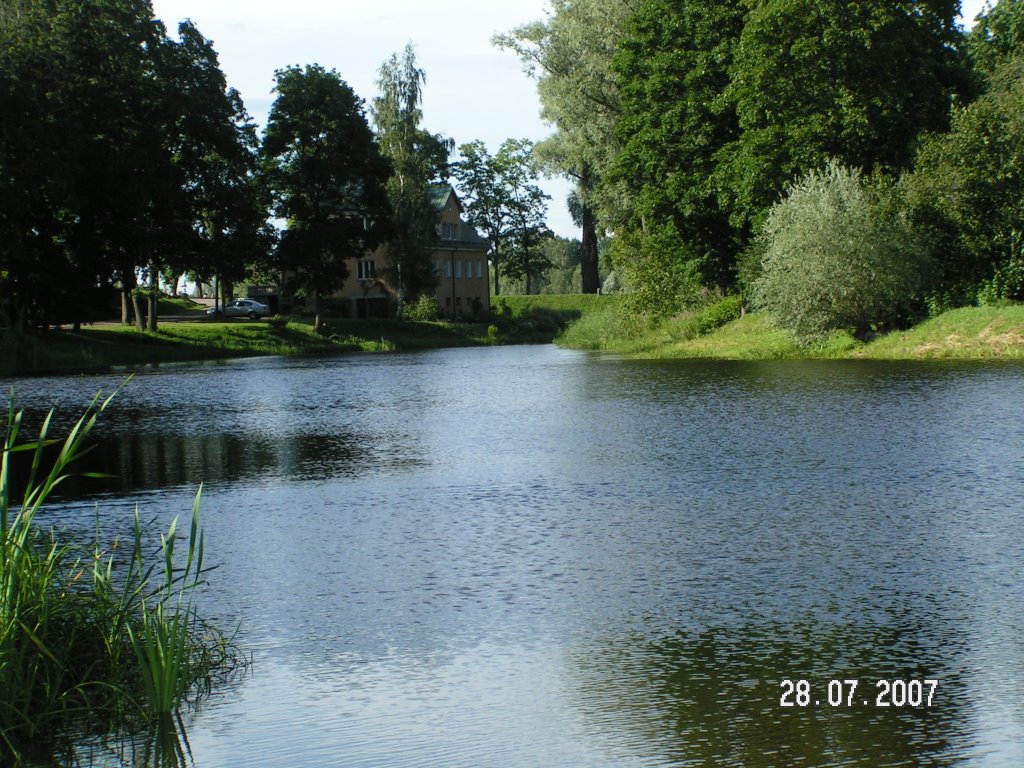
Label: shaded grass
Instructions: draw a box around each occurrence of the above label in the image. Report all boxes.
[318,317,490,351]
[2,315,510,376]
[155,297,206,316]
[1,321,346,377]
[490,294,619,344]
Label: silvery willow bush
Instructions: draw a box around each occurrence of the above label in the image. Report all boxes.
[752,161,928,343]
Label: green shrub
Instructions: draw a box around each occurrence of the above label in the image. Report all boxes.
[613,224,703,319]
[977,248,1024,306]
[404,294,440,322]
[752,161,928,342]
[265,314,289,328]
[685,295,744,338]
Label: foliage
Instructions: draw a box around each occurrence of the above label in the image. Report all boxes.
[163,21,273,303]
[976,253,1024,306]
[0,1,271,333]
[0,390,237,762]
[968,0,1024,75]
[371,45,450,304]
[403,294,440,322]
[494,0,631,293]
[904,54,1024,303]
[452,139,551,295]
[720,0,968,232]
[590,0,972,317]
[681,295,745,339]
[611,0,746,290]
[262,64,392,331]
[488,293,614,343]
[555,295,652,351]
[538,237,582,294]
[752,161,928,342]
[609,223,703,320]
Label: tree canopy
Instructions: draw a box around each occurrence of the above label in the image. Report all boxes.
[372,44,451,305]
[452,139,551,295]
[495,0,631,294]
[262,64,391,330]
[0,0,271,331]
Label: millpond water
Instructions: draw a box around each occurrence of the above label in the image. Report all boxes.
[6,344,1024,767]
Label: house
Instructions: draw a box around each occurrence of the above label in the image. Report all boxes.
[337,184,490,319]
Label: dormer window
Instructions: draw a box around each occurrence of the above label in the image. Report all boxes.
[357,260,376,280]
[441,222,458,240]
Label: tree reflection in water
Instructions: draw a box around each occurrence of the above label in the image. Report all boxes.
[567,619,971,767]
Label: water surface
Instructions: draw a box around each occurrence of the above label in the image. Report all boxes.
[8,346,1024,767]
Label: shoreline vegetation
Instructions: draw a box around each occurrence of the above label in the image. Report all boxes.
[3,294,1024,377]
[0,389,241,765]
[558,296,1024,360]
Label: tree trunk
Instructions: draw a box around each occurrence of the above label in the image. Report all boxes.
[580,203,600,294]
[313,290,324,334]
[147,270,158,332]
[492,255,501,296]
[525,250,532,295]
[121,289,132,325]
[131,293,145,332]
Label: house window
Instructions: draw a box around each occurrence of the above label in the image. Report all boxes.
[476,260,483,278]
[357,260,376,280]
[444,260,451,278]
[434,259,440,275]
[445,297,451,309]
[456,296,462,306]
[455,260,462,278]
[441,222,458,240]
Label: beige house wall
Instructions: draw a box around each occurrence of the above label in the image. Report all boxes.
[335,186,489,319]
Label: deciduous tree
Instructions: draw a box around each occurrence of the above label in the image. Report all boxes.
[262,65,391,331]
[452,139,550,296]
[752,162,928,342]
[371,44,451,307]
[495,0,632,294]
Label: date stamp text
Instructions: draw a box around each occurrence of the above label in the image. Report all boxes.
[779,679,938,708]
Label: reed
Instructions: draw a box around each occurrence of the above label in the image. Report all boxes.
[0,388,238,763]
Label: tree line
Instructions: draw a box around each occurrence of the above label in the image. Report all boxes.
[0,0,554,333]
[499,0,1024,338]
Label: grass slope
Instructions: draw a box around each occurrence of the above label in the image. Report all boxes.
[557,298,1024,360]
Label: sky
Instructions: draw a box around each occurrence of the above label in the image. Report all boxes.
[149,0,991,240]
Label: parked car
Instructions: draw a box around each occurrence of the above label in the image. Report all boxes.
[207,299,271,320]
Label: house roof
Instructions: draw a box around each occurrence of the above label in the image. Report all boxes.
[429,184,488,252]
[428,184,456,212]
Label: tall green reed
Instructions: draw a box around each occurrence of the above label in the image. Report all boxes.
[0,387,239,764]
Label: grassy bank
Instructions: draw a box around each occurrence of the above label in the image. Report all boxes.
[0,317,495,377]
[556,297,1024,360]
[8,294,1017,375]
[0,294,618,377]
[490,294,620,343]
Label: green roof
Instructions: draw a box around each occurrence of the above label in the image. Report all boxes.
[430,184,488,251]
[428,184,456,212]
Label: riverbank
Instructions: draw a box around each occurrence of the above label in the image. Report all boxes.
[557,297,1024,360]
[0,294,616,377]
[0,319,481,377]
[6,295,1020,376]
